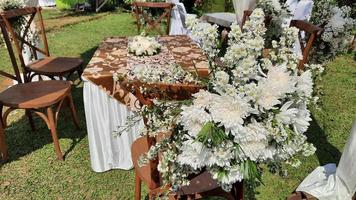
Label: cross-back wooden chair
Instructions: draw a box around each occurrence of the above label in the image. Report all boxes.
[0,19,80,162]
[0,7,83,83]
[126,81,244,199]
[132,2,174,35]
[289,20,323,70]
[241,10,272,29]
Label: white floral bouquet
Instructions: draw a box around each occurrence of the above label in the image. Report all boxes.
[134,8,323,193]
[128,35,162,56]
[310,0,355,63]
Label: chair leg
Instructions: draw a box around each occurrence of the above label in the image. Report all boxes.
[66,94,80,130]
[135,173,142,200]
[0,122,8,161]
[46,107,64,161]
[26,110,36,131]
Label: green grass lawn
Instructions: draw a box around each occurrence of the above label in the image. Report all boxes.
[0,7,355,200]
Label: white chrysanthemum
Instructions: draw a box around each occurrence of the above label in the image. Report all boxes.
[191,90,217,109]
[232,119,268,143]
[293,102,311,133]
[240,140,275,161]
[180,105,212,137]
[275,101,299,124]
[208,141,235,167]
[296,70,313,99]
[210,95,251,130]
[257,66,296,110]
[211,165,244,185]
[177,140,212,170]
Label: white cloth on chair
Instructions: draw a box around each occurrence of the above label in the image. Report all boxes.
[201,12,237,28]
[284,0,314,59]
[296,122,356,200]
[168,0,189,35]
[83,79,144,172]
[285,0,314,21]
[232,0,256,25]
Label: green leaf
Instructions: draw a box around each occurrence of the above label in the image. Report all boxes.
[196,122,227,146]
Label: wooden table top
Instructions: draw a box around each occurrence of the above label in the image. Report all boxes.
[83,35,209,109]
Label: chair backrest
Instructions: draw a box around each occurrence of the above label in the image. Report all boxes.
[0,19,23,84]
[241,10,272,29]
[132,2,174,35]
[0,7,50,76]
[290,20,322,70]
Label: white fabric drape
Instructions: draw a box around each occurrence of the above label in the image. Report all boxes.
[24,0,56,7]
[297,122,356,200]
[232,0,256,25]
[39,0,56,7]
[83,79,144,172]
[285,0,314,21]
[168,0,189,35]
[284,0,314,59]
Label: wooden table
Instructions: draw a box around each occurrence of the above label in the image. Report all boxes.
[83,35,209,109]
[82,35,209,172]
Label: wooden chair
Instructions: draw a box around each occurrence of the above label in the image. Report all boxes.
[132,2,174,35]
[126,81,243,199]
[0,19,80,162]
[289,20,323,70]
[0,7,83,83]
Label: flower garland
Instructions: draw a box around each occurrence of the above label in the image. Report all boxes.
[0,0,25,46]
[135,8,323,193]
[128,35,162,56]
[0,0,40,62]
[126,63,199,84]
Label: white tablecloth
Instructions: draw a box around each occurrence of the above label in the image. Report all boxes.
[83,79,144,172]
[202,12,237,28]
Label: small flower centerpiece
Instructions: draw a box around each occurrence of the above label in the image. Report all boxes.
[128,35,162,56]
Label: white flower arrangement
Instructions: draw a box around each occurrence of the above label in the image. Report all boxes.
[133,8,325,193]
[128,35,162,56]
[310,0,355,63]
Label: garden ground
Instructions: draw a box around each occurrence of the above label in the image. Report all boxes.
[0,4,355,200]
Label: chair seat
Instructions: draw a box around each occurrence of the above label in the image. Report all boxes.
[132,137,222,195]
[0,80,71,109]
[27,57,83,76]
[132,137,160,190]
